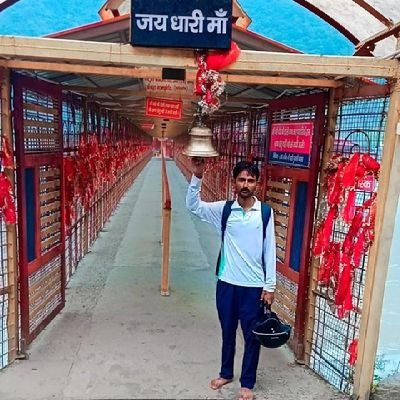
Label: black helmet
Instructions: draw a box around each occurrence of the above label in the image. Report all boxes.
[252,304,291,348]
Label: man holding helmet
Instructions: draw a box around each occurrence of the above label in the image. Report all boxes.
[186,157,277,400]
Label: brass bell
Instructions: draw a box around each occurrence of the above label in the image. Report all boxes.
[182,124,218,157]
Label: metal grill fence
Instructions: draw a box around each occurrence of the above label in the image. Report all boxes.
[62,96,152,282]
[0,85,9,366]
[0,72,17,369]
[308,95,389,393]
[0,77,152,370]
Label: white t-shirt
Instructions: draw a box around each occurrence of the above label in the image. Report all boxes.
[186,175,276,292]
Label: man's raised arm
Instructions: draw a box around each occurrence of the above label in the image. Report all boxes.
[185,157,225,230]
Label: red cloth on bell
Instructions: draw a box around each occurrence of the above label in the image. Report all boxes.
[205,41,241,71]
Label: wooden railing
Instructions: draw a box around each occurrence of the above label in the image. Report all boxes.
[161,148,171,296]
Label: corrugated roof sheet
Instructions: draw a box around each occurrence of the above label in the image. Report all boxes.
[294,0,400,56]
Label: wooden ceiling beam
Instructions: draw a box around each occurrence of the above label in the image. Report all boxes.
[0,59,343,89]
[218,73,342,88]
[61,85,273,104]
[0,59,161,79]
[0,36,397,78]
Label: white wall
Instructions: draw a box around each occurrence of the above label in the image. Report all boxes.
[375,198,400,383]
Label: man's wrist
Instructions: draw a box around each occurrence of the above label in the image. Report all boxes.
[263,287,275,293]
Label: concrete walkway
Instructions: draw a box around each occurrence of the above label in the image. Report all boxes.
[0,159,346,400]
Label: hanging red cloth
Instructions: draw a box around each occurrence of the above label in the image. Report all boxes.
[3,200,17,225]
[318,242,340,286]
[205,41,241,71]
[194,53,207,96]
[348,339,359,366]
[342,189,356,224]
[312,224,325,256]
[361,154,380,177]
[325,155,346,207]
[0,172,16,224]
[363,193,377,247]
[341,153,360,189]
[1,136,13,168]
[352,228,366,268]
[342,207,363,255]
[335,262,353,318]
[321,206,337,249]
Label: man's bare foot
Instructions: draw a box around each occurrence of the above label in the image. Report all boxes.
[210,377,233,390]
[239,387,254,400]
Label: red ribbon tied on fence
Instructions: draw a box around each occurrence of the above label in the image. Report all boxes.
[62,133,151,229]
[348,338,359,366]
[1,136,13,169]
[0,136,16,224]
[0,172,16,224]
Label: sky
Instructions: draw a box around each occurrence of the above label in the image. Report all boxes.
[0,0,354,55]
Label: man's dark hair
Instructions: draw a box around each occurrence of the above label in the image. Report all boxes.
[232,160,260,180]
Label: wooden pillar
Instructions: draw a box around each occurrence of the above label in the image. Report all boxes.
[1,68,19,362]
[161,149,171,296]
[304,88,338,364]
[353,77,400,399]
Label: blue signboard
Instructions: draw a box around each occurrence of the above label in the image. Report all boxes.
[131,0,232,49]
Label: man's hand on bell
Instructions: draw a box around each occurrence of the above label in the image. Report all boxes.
[192,157,206,179]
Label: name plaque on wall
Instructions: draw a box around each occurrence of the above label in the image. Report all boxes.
[131,0,232,49]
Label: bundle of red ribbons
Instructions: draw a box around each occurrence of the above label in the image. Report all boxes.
[194,41,240,115]
[63,133,150,228]
[312,152,380,319]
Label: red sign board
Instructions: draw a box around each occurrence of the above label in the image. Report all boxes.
[269,121,314,168]
[145,97,182,120]
[357,175,375,192]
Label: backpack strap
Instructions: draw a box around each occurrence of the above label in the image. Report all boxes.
[216,200,234,276]
[261,202,272,281]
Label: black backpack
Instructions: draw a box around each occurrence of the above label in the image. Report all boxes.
[216,200,271,279]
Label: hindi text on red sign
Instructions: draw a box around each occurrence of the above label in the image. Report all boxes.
[145,97,183,120]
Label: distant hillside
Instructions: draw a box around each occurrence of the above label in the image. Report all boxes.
[0,0,353,55]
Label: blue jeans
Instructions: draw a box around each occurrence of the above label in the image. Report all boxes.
[216,280,263,389]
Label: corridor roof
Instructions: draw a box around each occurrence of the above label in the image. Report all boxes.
[293,0,400,57]
[1,1,397,139]
[0,0,20,12]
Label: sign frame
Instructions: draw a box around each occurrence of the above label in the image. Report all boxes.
[268,121,314,168]
[131,0,232,49]
[145,97,183,120]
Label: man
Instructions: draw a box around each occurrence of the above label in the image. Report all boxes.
[186,158,276,400]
